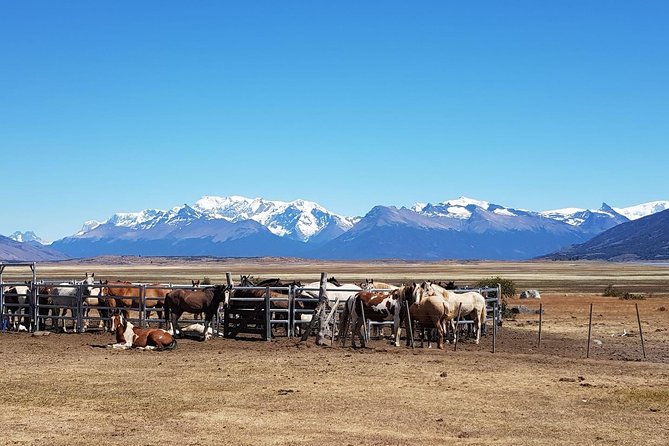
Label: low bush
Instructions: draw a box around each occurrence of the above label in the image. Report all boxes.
[619,292,645,300]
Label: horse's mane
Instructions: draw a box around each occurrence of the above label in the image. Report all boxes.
[397,284,416,306]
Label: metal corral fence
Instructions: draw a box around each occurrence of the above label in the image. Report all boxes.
[1,263,502,343]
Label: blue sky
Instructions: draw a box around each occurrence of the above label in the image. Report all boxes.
[1,1,667,240]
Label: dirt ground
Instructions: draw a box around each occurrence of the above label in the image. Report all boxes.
[1,260,668,445]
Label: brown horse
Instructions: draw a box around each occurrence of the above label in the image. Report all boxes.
[108,310,176,350]
[102,280,168,324]
[164,285,228,341]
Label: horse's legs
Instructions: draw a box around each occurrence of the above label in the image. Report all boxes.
[475,309,484,345]
[201,313,211,341]
[156,309,164,329]
[171,311,182,338]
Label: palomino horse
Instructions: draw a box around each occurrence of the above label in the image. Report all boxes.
[51,273,96,332]
[393,282,453,349]
[164,285,228,341]
[108,310,176,350]
[339,286,411,348]
[359,279,399,291]
[428,282,486,344]
[102,280,169,324]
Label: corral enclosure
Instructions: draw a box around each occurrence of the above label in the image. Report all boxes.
[1,258,668,445]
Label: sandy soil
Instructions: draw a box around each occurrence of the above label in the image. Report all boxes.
[1,291,668,446]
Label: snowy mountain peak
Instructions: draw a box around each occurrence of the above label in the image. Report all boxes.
[613,201,669,221]
[76,220,102,236]
[10,231,48,245]
[412,196,493,220]
[443,196,490,209]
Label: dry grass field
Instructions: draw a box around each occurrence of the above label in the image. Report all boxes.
[1,258,668,445]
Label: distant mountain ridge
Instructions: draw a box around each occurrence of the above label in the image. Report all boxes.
[8,195,669,261]
[0,234,66,261]
[544,209,669,261]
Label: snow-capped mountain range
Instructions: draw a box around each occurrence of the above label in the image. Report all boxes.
[74,196,356,243]
[5,195,669,261]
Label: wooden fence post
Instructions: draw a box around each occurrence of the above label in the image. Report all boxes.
[635,303,646,360]
[586,303,593,359]
[265,286,271,341]
[538,303,543,348]
[300,273,328,343]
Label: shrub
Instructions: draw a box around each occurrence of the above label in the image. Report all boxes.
[602,284,623,297]
[619,292,645,300]
[475,276,516,318]
[475,276,516,299]
[202,276,212,285]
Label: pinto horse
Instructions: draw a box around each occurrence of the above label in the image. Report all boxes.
[108,310,176,350]
[339,287,409,348]
[164,285,228,341]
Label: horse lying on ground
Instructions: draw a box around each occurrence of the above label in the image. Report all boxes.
[107,310,176,351]
[164,285,228,341]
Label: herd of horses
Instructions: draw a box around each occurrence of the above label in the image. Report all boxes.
[1,274,491,351]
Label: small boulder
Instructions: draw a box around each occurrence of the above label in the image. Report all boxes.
[511,305,532,314]
[520,290,541,299]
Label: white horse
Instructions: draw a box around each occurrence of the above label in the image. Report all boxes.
[428,282,486,344]
[51,272,96,333]
[82,280,109,332]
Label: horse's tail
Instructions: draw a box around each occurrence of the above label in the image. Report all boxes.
[163,336,177,351]
[338,296,352,346]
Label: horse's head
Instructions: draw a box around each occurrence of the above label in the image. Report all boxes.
[411,281,436,305]
[192,280,201,289]
[360,279,375,291]
[79,272,96,296]
[210,285,231,309]
[239,275,255,287]
[110,310,130,332]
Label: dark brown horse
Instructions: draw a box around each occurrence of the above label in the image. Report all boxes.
[164,285,228,341]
